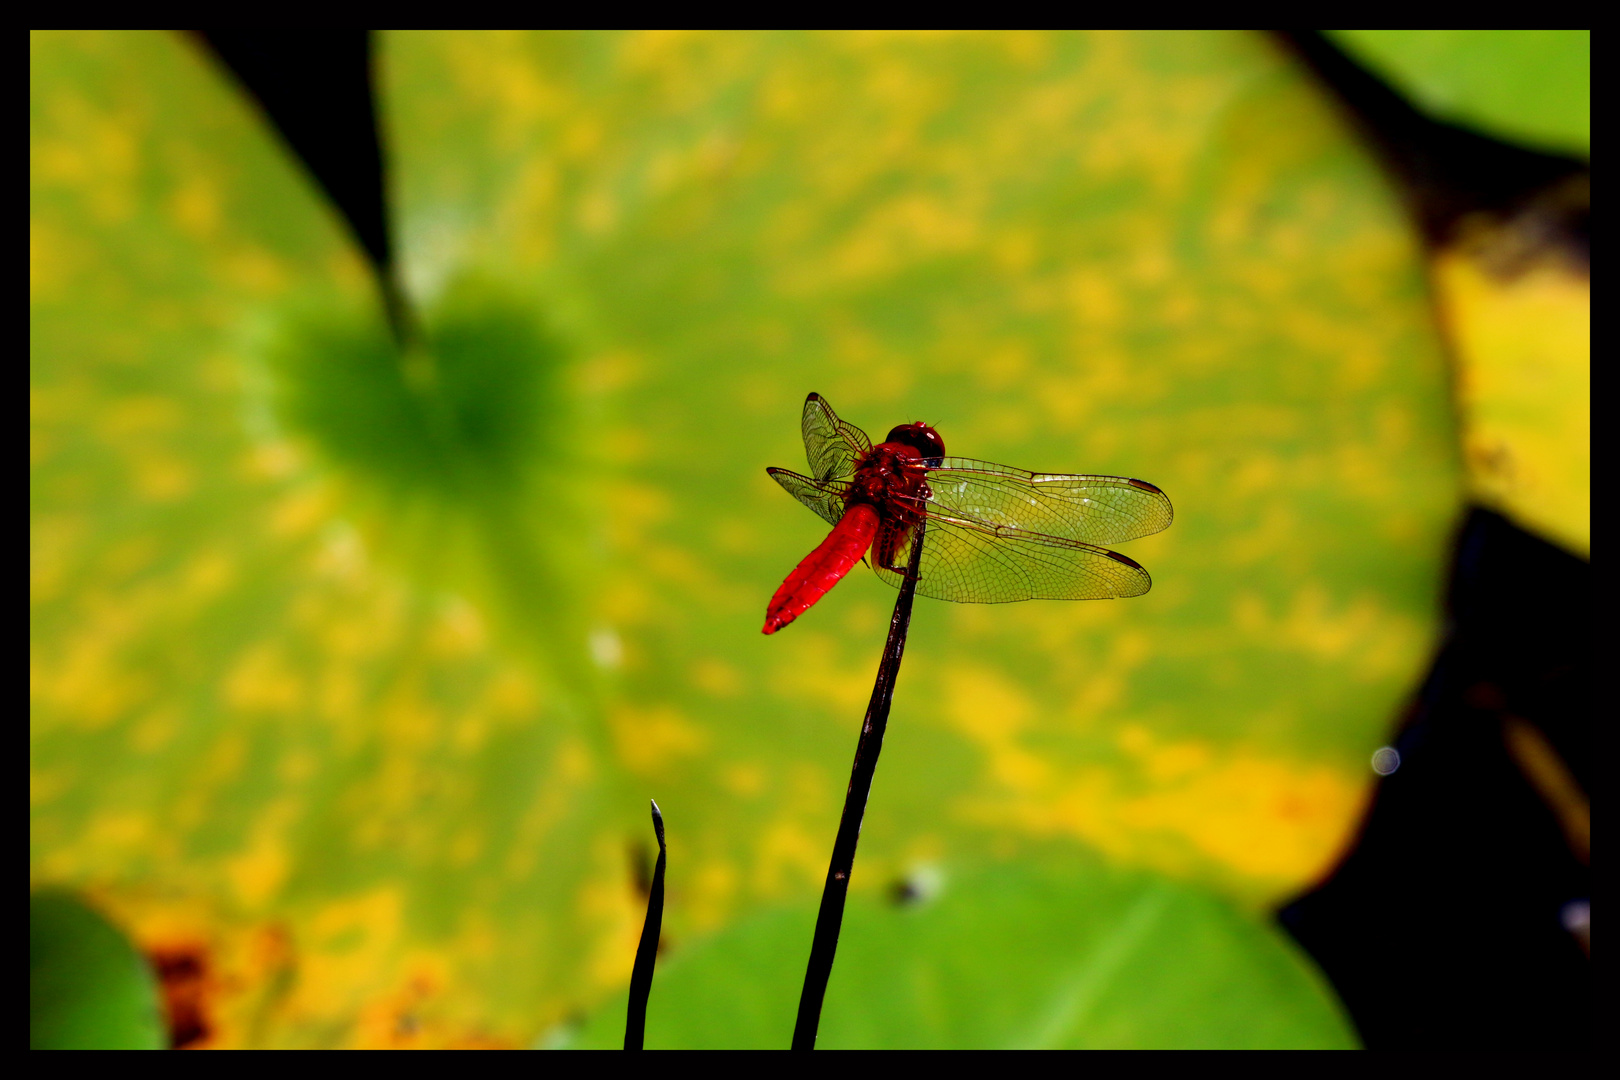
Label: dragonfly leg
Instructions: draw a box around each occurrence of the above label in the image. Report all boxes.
[872,522,923,582]
[878,559,921,583]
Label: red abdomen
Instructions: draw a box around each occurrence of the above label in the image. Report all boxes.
[762,503,881,635]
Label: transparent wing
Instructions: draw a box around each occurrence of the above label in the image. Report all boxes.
[767,467,851,528]
[802,393,872,482]
[911,458,1172,545]
[871,516,1151,603]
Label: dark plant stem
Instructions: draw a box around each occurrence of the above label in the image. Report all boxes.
[624,799,666,1050]
[381,274,421,353]
[195,32,421,351]
[792,525,926,1050]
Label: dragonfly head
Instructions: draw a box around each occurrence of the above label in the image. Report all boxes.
[884,422,945,460]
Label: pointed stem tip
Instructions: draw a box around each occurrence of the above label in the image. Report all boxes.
[625,799,667,1050]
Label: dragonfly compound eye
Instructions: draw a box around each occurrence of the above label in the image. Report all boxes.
[885,422,946,459]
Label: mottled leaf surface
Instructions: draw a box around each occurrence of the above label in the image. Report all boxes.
[33,31,1460,1046]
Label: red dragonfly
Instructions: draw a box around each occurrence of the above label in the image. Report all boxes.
[763,393,1173,634]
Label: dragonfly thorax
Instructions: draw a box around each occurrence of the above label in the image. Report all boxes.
[845,443,932,524]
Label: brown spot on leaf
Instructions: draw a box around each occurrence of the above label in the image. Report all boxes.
[148,943,213,1049]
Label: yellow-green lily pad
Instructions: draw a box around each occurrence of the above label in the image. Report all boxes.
[32,30,1459,1046]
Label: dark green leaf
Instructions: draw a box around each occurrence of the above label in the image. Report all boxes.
[1327,30,1589,157]
[31,892,165,1050]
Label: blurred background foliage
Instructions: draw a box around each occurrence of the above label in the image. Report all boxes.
[1323,31,1589,159]
[30,30,1586,1048]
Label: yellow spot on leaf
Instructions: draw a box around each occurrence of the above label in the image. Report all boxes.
[129,705,182,753]
[609,703,709,777]
[296,889,406,1026]
[131,449,194,501]
[686,859,740,930]
[1115,750,1364,885]
[168,172,222,239]
[225,807,294,908]
[224,642,304,714]
[722,762,766,797]
[578,851,641,993]
[692,656,743,698]
[429,597,487,657]
[270,484,336,538]
[754,817,827,895]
